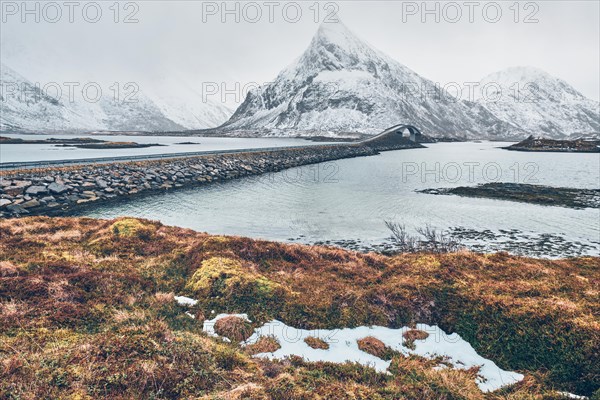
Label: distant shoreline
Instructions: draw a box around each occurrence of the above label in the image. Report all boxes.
[503,136,600,153]
[0,130,520,143]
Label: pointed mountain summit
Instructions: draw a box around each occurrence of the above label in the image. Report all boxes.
[475,66,599,138]
[220,21,522,138]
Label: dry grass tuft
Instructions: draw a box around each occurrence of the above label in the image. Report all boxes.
[111,218,149,237]
[153,292,174,304]
[403,329,429,350]
[47,229,82,243]
[214,316,255,342]
[245,336,281,355]
[357,336,396,360]
[0,260,19,277]
[304,336,329,350]
[200,383,267,400]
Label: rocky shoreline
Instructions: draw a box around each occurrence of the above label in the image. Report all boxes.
[1,136,164,149]
[418,182,600,209]
[0,142,420,218]
[503,135,600,153]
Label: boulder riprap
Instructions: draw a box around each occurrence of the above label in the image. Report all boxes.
[1,143,420,217]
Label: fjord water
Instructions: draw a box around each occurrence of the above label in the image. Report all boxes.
[73,141,599,256]
[0,133,331,163]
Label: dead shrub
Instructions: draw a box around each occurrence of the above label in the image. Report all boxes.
[385,221,463,253]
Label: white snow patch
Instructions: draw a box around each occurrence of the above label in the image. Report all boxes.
[556,392,588,399]
[174,296,198,307]
[203,316,524,392]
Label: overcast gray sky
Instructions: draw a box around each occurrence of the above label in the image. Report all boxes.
[2,0,598,105]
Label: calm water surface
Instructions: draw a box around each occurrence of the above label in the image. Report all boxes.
[68,142,599,257]
[0,133,333,163]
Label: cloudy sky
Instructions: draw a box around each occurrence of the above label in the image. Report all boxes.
[2,0,598,106]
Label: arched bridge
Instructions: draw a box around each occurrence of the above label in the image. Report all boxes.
[361,124,425,149]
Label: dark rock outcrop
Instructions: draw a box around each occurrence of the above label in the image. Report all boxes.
[504,135,600,153]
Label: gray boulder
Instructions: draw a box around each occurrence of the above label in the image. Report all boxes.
[25,185,49,195]
[48,182,70,194]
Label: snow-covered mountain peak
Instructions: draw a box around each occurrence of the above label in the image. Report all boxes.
[483,66,554,83]
[313,20,366,53]
[479,66,583,98]
[280,20,393,80]
[220,22,522,138]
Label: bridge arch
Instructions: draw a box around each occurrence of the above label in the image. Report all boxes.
[390,125,422,142]
[362,124,424,148]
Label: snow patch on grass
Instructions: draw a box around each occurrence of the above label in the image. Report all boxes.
[204,315,524,392]
[174,296,198,306]
[556,392,588,399]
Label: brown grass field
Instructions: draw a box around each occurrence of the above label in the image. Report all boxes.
[0,216,598,399]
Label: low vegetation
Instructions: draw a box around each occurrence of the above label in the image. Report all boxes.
[357,337,397,360]
[402,329,430,350]
[245,336,281,355]
[1,216,598,399]
[304,336,330,350]
[213,315,255,342]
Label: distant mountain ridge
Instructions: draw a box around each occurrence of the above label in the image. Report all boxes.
[218,22,598,139]
[474,66,599,139]
[0,63,232,133]
[2,22,598,138]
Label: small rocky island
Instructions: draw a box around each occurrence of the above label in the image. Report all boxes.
[419,182,599,209]
[503,135,600,153]
[0,136,164,149]
[0,136,104,145]
[58,141,165,149]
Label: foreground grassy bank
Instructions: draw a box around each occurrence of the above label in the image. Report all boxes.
[0,217,598,399]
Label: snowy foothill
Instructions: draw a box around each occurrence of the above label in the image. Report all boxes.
[194,309,524,392]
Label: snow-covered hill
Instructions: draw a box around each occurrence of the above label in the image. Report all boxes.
[219,22,524,139]
[143,76,232,130]
[0,63,232,133]
[0,64,81,132]
[475,67,599,138]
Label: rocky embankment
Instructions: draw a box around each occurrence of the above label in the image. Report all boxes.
[0,143,413,217]
[503,135,600,153]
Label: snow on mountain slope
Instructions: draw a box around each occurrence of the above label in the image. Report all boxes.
[219,21,523,139]
[0,63,231,132]
[143,76,232,129]
[0,63,85,132]
[475,67,599,138]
